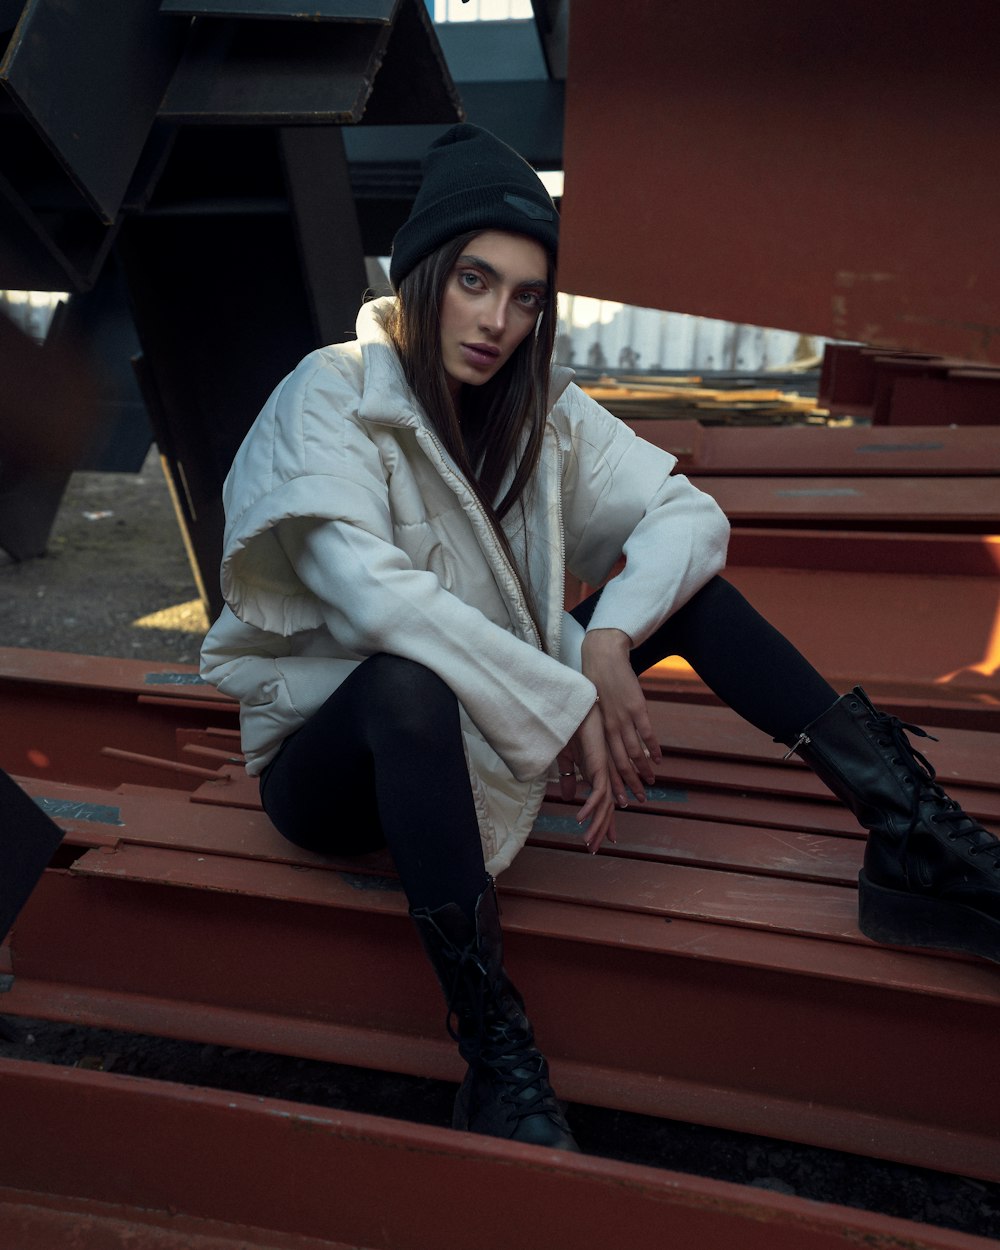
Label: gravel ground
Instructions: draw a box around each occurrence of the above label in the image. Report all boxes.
[2,455,999,1241]
[0,448,207,664]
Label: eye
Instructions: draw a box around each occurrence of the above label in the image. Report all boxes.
[457,269,484,290]
[515,290,544,309]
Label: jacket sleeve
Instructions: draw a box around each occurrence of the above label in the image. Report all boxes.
[558,384,730,646]
[274,512,596,782]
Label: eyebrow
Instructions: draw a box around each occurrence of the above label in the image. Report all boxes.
[456,253,548,291]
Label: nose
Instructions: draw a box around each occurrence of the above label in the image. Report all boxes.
[479,294,507,337]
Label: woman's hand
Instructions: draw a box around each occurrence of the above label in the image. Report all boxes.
[556,702,616,853]
[581,627,662,805]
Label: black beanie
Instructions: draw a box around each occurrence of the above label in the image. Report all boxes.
[389,124,559,289]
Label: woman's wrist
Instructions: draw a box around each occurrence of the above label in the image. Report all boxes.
[582,626,633,656]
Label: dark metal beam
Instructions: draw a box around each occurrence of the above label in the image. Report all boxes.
[531,0,568,79]
[279,126,368,348]
[0,0,186,223]
[161,0,396,17]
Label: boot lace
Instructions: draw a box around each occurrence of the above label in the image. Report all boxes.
[866,709,1000,869]
[477,1019,564,1120]
[440,950,566,1125]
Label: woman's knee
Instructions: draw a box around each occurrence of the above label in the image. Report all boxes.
[360,654,460,739]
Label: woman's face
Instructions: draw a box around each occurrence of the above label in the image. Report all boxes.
[438,230,549,399]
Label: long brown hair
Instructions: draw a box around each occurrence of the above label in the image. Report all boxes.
[380,230,558,638]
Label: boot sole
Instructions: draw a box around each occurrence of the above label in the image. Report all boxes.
[858,871,1000,965]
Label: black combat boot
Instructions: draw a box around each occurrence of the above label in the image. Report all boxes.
[786,686,1000,963]
[410,880,580,1150]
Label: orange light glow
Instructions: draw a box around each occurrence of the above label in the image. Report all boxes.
[935,538,1000,687]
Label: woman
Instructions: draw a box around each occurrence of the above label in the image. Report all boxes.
[201,124,999,1154]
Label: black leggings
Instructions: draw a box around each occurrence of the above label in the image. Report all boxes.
[259,576,837,918]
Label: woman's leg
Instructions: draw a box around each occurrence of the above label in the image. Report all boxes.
[573,575,1000,963]
[260,652,489,918]
[572,574,838,741]
[260,652,578,1147]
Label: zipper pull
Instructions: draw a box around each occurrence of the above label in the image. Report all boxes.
[781,732,810,761]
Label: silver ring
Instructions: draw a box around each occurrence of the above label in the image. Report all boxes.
[559,770,575,778]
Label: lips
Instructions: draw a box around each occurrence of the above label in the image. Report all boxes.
[461,342,501,367]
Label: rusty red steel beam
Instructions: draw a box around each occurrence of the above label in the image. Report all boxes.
[0,648,235,791]
[23,772,867,887]
[4,650,997,807]
[0,648,994,794]
[824,348,1000,429]
[690,476,1000,527]
[724,529,1000,579]
[642,674,1000,736]
[45,709,997,834]
[3,1059,994,1250]
[5,760,1000,1184]
[625,419,1000,477]
[101,745,228,781]
[644,700,1000,784]
[819,343,880,417]
[642,564,1000,722]
[560,0,1000,364]
[1,659,998,1189]
[6,855,1000,1182]
[184,758,999,838]
[10,763,870,898]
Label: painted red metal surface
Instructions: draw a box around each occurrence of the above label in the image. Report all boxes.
[647,562,1000,718]
[0,648,234,790]
[1,630,999,1194]
[819,344,879,417]
[6,842,1000,1182]
[2,671,999,1183]
[819,344,1000,426]
[560,0,1000,363]
[2,1059,994,1250]
[884,372,1000,427]
[722,530,1000,578]
[629,419,1000,477]
[684,475,1000,526]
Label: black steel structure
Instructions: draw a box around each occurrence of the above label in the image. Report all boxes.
[1,0,566,604]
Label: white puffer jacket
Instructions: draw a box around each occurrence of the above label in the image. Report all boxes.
[200,298,729,874]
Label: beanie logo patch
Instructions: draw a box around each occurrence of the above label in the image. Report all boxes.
[504,193,554,221]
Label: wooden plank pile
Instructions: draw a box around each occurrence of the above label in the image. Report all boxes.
[582,377,827,425]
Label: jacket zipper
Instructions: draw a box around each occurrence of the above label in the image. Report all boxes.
[419,427,543,652]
